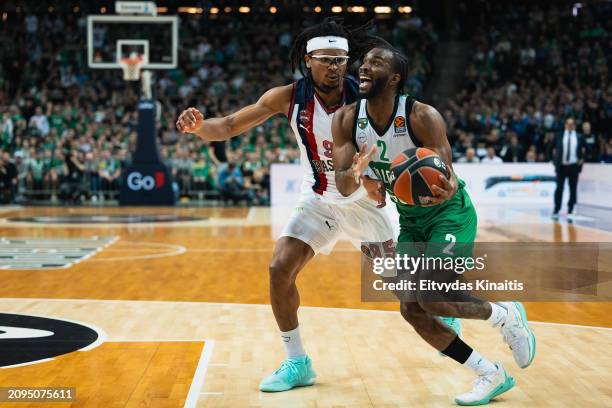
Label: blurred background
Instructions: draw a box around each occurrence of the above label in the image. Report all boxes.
[0,0,610,206]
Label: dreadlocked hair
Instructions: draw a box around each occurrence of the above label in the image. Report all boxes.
[289,18,380,77]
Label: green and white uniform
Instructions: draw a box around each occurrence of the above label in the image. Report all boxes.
[352,94,477,257]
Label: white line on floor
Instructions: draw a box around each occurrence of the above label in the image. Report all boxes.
[185,339,216,408]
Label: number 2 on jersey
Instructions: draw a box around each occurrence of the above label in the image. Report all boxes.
[442,233,456,255]
[377,140,389,162]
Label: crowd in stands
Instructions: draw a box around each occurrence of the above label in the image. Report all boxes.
[0,3,610,205]
[447,1,611,164]
[0,4,436,204]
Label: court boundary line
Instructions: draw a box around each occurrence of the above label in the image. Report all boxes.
[185,339,215,408]
[87,240,187,261]
[1,298,611,331]
[0,219,212,229]
[1,357,55,369]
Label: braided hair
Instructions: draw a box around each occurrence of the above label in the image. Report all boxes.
[290,19,409,94]
[383,45,410,94]
[289,18,380,77]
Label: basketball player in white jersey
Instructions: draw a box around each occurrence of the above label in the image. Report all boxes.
[176,20,403,392]
[332,45,536,405]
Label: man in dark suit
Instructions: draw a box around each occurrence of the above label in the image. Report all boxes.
[551,118,585,219]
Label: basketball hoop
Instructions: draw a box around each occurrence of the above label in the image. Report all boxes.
[119,54,144,81]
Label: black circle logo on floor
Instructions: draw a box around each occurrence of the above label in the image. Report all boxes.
[0,313,102,368]
[8,215,206,224]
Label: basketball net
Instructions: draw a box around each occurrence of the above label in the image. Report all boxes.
[119,53,153,100]
[119,54,144,81]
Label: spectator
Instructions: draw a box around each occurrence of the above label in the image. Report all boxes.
[526,147,537,163]
[581,122,599,162]
[61,150,87,204]
[218,163,247,204]
[13,152,27,201]
[1,112,14,149]
[26,149,45,196]
[480,146,503,164]
[84,151,101,201]
[98,150,121,199]
[457,147,480,163]
[0,152,18,203]
[501,134,524,162]
[599,140,612,164]
[28,106,50,137]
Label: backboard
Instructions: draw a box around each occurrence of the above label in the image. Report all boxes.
[87,15,178,70]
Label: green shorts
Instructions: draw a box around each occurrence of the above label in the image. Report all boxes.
[397,188,477,258]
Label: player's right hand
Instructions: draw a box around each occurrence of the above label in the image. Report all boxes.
[176,107,204,134]
[350,143,377,183]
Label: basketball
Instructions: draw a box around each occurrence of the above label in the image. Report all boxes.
[390,147,449,205]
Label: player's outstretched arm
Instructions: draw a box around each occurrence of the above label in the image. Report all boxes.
[410,101,458,205]
[176,84,293,141]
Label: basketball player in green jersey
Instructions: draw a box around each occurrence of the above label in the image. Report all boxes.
[332,45,536,405]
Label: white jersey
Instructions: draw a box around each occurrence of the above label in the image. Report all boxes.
[287,77,366,204]
[353,94,420,191]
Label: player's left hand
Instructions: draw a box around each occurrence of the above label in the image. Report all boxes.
[419,172,458,206]
[361,175,386,208]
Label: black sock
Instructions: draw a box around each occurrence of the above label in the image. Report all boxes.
[441,335,473,364]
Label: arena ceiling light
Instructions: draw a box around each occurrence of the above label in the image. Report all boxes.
[224,6,231,12]
[239,6,250,13]
[178,7,203,14]
[314,6,322,13]
[269,6,277,13]
[349,6,366,13]
[331,6,343,13]
[210,7,219,14]
[398,6,412,13]
[374,6,392,14]
[156,7,168,13]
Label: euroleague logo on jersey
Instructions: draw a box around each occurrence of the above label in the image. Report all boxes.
[394,116,407,134]
[127,171,166,191]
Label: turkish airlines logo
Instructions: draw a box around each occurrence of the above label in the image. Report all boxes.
[127,171,166,191]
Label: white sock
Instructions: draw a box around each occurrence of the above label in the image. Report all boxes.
[487,303,507,328]
[280,326,305,358]
[464,350,497,376]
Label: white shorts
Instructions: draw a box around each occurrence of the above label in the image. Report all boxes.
[280,192,396,255]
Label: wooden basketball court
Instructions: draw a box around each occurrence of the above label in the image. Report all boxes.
[0,206,610,407]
